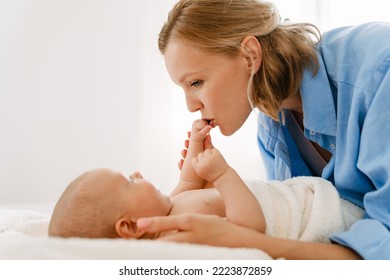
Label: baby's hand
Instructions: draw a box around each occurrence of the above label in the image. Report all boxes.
[190,119,212,142]
[191,148,230,183]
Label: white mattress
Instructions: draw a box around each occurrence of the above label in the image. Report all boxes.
[0,202,272,260]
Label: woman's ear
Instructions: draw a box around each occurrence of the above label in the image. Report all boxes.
[115,217,141,239]
[240,36,262,74]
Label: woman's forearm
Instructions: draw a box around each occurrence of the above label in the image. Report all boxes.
[236,229,362,260]
[137,213,362,260]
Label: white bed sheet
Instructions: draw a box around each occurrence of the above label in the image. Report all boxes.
[0,203,272,260]
[0,202,55,215]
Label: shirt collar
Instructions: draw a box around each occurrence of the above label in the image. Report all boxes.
[300,53,337,137]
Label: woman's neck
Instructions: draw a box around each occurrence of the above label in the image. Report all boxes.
[281,94,303,114]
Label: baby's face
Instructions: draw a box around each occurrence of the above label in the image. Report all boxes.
[114,170,172,219]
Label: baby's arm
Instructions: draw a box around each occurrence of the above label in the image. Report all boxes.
[192,148,266,233]
[170,120,212,196]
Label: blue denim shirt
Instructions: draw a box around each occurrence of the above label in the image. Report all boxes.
[257,22,390,259]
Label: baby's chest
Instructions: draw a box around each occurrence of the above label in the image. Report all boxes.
[170,189,225,217]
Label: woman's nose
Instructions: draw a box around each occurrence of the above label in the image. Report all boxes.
[185,94,202,113]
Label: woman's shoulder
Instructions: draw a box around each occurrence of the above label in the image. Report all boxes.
[318,22,390,90]
[323,22,390,39]
[321,22,390,55]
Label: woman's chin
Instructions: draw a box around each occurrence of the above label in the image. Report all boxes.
[218,125,237,136]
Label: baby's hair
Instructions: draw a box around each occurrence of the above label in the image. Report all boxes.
[48,170,120,238]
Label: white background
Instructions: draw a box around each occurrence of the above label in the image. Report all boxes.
[0,260,388,279]
[1,0,389,205]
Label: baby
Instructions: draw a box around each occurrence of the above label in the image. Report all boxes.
[49,120,363,242]
[48,120,266,239]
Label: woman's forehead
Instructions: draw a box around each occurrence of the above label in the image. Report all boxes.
[165,40,227,83]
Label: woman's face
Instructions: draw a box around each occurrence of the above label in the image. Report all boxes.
[164,39,253,136]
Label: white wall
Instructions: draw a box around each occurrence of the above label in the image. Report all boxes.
[0,0,172,204]
[274,0,390,31]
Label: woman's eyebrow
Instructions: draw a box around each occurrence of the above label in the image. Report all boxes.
[178,71,202,84]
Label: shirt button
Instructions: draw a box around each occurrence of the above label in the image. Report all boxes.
[330,144,336,150]
[310,130,315,135]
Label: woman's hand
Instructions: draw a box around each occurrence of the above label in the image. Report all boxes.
[136,213,253,247]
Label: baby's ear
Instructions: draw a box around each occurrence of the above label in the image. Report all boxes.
[115,217,141,239]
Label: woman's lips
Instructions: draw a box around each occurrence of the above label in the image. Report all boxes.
[205,119,216,127]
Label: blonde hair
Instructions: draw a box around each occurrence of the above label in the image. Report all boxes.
[159,0,320,120]
[48,171,120,238]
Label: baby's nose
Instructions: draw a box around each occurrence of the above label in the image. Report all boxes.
[130,171,143,179]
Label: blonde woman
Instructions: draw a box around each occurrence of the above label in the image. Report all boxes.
[137,0,390,260]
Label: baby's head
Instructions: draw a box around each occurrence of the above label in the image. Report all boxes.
[48,168,172,239]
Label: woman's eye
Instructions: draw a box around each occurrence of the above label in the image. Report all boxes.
[190,80,202,87]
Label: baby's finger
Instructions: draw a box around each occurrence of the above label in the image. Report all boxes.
[181,149,187,158]
[184,139,189,149]
[177,159,184,170]
[200,125,212,135]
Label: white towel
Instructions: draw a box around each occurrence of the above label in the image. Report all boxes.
[245,176,364,243]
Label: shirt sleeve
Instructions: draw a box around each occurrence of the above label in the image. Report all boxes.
[330,59,390,260]
[330,219,390,259]
[257,131,276,180]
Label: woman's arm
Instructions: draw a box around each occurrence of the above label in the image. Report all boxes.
[136,214,362,260]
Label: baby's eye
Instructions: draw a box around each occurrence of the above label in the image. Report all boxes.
[190,80,202,87]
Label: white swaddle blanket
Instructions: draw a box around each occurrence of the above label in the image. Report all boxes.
[245,176,364,243]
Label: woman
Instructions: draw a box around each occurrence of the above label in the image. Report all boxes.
[137,0,390,259]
